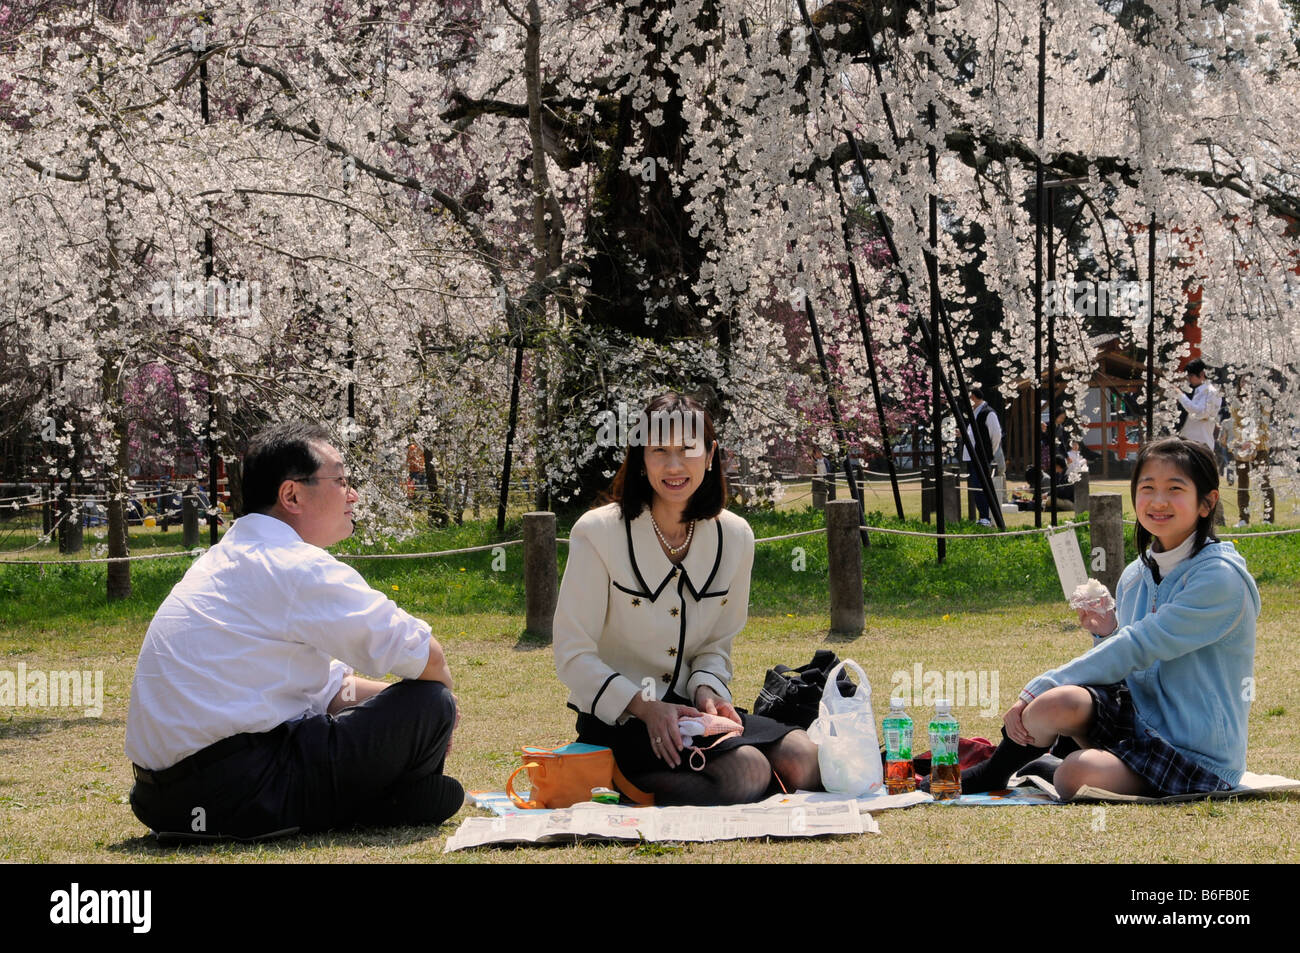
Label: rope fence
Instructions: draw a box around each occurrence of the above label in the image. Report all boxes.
[0,547,207,566]
[1119,518,1300,538]
[4,494,1297,638]
[7,513,1299,566]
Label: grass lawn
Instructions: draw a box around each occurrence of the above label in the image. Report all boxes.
[1,506,1298,863]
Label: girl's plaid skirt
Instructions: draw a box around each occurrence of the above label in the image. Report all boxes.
[1085,682,1232,797]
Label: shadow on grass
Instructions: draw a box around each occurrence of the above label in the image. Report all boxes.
[513,631,552,652]
[0,714,124,739]
[108,822,449,858]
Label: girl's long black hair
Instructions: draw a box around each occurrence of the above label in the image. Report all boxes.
[1131,437,1220,573]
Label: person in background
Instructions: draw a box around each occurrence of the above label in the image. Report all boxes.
[1230,382,1274,526]
[962,387,1002,526]
[1175,359,1222,451]
[1065,439,1088,484]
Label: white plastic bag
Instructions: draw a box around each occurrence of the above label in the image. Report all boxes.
[805,659,883,797]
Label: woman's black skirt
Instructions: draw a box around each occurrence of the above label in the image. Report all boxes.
[575,692,799,777]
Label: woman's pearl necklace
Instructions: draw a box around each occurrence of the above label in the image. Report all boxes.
[651,512,694,557]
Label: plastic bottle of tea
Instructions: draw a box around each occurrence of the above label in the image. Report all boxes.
[928,700,961,800]
[882,698,916,794]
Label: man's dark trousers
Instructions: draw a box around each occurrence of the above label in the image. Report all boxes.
[968,459,992,521]
[130,680,461,840]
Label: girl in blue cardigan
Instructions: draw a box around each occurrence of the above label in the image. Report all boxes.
[963,437,1260,799]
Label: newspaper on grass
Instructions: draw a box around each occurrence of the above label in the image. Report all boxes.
[444,795,876,851]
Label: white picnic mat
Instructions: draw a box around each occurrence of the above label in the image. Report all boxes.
[1018,770,1300,804]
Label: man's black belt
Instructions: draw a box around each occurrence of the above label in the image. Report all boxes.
[132,724,286,786]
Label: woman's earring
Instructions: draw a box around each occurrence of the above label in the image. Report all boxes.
[641,467,646,476]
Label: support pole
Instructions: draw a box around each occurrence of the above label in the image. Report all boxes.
[795,1,1003,535]
[498,342,525,532]
[829,165,905,521]
[927,0,945,562]
[1033,0,1047,528]
[1146,212,1157,439]
[199,17,219,546]
[1047,189,1059,526]
[798,262,869,546]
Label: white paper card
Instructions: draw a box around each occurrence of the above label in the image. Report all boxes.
[1048,528,1089,601]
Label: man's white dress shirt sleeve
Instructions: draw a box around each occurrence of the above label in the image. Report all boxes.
[287,556,431,680]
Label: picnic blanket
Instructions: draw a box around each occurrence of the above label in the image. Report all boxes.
[1013,770,1300,804]
[450,770,1300,849]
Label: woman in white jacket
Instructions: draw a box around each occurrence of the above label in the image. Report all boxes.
[553,393,820,804]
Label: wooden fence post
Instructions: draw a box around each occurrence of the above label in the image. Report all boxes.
[1088,492,1124,596]
[826,500,864,636]
[812,477,827,510]
[182,487,200,549]
[523,511,558,640]
[941,472,960,523]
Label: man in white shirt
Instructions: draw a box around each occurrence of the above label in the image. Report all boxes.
[962,387,1003,525]
[1175,359,1222,451]
[126,421,461,841]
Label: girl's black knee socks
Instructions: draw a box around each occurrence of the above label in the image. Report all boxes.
[955,726,1051,794]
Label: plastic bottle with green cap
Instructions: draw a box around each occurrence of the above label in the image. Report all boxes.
[928,699,961,800]
[882,698,915,794]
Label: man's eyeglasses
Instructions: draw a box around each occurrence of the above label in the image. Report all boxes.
[294,473,353,490]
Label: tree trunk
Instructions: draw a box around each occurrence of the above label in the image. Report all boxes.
[540,0,721,507]
[100,164,131,600]
[423,447,447,527]
[211,391,239,520]
[105,408,132,600]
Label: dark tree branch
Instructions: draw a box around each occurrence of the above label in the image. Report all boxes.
[819,128,1299,222]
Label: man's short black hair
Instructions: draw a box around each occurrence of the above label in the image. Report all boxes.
[969,386,985,401]
[239,420,331,516]
[1185,358,1207,377]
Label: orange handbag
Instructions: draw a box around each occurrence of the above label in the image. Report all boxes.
[506,743,655,809]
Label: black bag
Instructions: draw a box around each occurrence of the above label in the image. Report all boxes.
[753,649,856,729]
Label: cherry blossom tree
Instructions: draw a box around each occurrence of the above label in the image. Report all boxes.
[2,0,1298,602]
